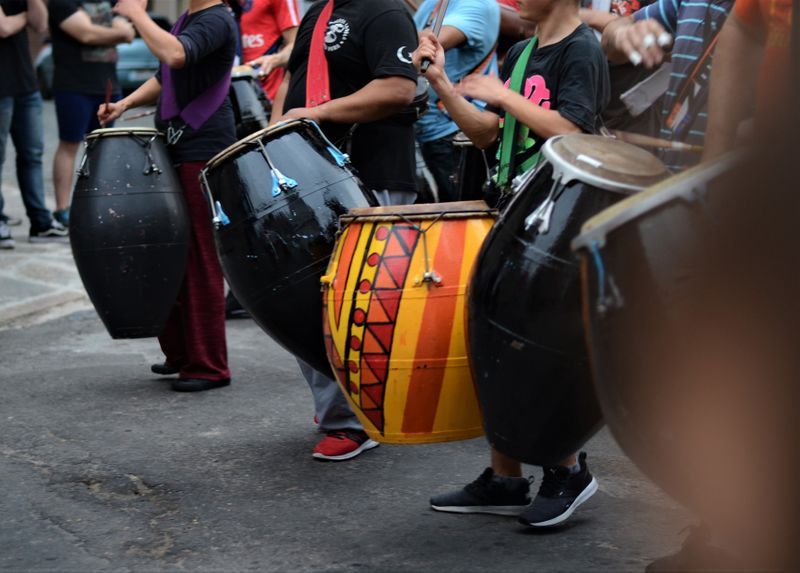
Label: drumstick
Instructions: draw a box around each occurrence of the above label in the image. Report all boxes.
[403,0,419,11]
[609,129,704,152]
[104,78,113,116]
[421,0,451,73]
[121,110,156,122]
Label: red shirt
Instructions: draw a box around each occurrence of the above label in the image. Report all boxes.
[240,0,301,99]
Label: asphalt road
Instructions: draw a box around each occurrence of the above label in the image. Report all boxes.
[0,101,686,572]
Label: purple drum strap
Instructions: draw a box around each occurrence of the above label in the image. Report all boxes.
[159,12,232,131]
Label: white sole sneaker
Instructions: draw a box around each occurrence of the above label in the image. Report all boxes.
[430,504,527,517]
[0,240,14,249]
[521,476,599,527]
[312,438,380,462]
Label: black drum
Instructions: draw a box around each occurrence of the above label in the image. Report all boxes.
[201,119,376,375]
[70,128,189,339]
[469,134,668,466]
[452,131,489,202]
[571,156,745,498]
[230,65,271,139]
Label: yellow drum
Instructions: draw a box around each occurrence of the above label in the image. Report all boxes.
[321,201,496,444]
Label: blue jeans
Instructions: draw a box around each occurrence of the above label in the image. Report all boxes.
[0,92,52,230]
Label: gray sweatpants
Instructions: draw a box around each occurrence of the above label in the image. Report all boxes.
[300,189,417,432]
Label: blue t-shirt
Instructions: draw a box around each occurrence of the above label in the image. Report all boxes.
[634,0,732,172]
[413,0,500,143]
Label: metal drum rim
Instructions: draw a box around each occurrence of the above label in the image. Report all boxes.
[570,152,742,253]
[340,200,496,223]
[85,127,163,140]
[203,119,318,171]
[543,134,669,195]
[232,64,258,79]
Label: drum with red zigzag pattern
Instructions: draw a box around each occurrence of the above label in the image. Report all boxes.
[321,201,496,444]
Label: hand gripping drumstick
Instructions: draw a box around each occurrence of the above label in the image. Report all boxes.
[421,0,451,73]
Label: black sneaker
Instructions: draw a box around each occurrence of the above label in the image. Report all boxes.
[225,291,250,319]
[430,468,531,516]
[29,220,69,243]
[518,452,598,528]
[151,362,181,376]
[646,524,739,572]
[0,221,15,249]
[171,378,231,392]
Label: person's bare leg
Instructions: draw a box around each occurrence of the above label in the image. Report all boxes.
[558,454,578,468]
[53,140,80,211]
[491,447,523,477]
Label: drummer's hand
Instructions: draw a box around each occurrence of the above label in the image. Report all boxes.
[412,32,446,82]
[282,106,324,123]
[609,18,672,68]
[455,73,507,107]
[248,54,280,77]
[113,0,147,19]
[97,100,127,127]
[111,17,136,43]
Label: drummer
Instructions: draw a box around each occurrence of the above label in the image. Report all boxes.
[412,0,608,526]
[271,0,419,461]
[240,0,301,101]
[412,0,500,203]
[98,0,238,393]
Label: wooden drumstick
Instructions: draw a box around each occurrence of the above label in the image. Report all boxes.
[121,110,156,122]
[104,78,113,116]
[609,129,704,153]
[403,0,419,12]
[421,0,451,73]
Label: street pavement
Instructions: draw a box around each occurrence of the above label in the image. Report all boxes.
[0,102,687,572]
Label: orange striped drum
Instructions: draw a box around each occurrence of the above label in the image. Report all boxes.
[321,201,496,444]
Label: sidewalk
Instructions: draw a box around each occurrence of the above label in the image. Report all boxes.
[0,185,90,329]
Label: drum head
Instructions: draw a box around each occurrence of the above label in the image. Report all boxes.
[85,127,161,140]
[571,153,741,252]
[544,134,669,194]
[205,119,311,170]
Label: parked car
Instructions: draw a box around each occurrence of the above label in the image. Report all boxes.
[36,14,172,99]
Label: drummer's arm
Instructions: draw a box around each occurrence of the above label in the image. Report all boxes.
[270,72,290,124]
[413,32,499,149]
[98,76,161,126]
[703,14,762,160]
[281,77,416,124]
[113,1,187,68]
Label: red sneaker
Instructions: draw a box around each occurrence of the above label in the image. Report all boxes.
[312,430,379,461]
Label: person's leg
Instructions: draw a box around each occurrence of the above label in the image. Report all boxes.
[298,359,362,432]
[0,96,13,223]
[169,162,230,391]
[52,92,94,219]
[10,92,54,231]
[419,135,460,203]
[491,447,523,477]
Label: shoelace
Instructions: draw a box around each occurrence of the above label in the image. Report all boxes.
[537,466,570,498]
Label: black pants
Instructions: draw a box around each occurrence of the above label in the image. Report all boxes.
[420,135,460,203]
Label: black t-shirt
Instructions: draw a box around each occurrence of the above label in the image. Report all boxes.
[0,0,37,98]
[154,5,238,164]
[492,24,610,168]
[49,0,119,94]
[284,0,419,193]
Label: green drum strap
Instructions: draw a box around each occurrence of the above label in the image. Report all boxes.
[496,36,538,189]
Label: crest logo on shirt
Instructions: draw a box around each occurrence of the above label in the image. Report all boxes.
[396,46,413,64]
[325,18,351,51]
